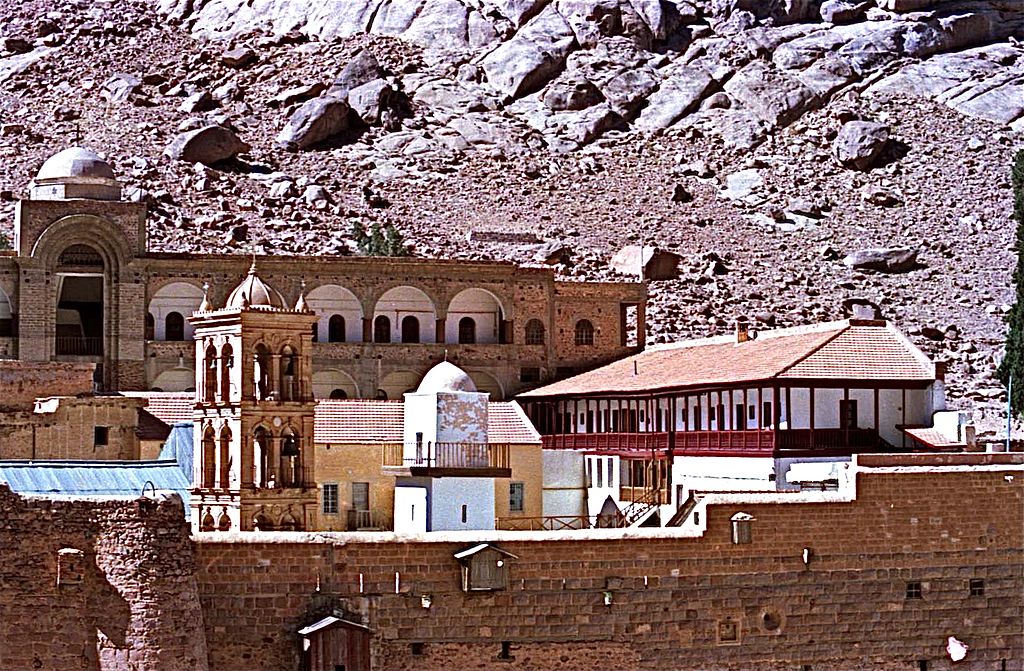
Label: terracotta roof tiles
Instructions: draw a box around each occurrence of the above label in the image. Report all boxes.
[519,320,934,398]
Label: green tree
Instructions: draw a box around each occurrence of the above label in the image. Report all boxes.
[351,220,371,255]
[384,222,409,257]
[997,148,1024,416]
[351,219,410,257]
[368,222,386,255]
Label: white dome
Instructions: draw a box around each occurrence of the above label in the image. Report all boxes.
[416,361,477,394]
[31,146,121,201]
[225,261,287,309]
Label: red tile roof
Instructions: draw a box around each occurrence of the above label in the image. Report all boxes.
[902,427,965,450]
[129,393,541,445]
[314,400,541,445]
[518,320,935,398]
[123,392,194,425]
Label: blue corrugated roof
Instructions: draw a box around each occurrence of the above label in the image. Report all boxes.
[0,460,191,516]
[159,422,194,482]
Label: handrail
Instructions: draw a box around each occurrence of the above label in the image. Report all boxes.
[382,442,510,469]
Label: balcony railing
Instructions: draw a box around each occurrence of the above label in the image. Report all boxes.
[55,336,103,356]
[541,432,670,452]
[676,429,775,456]
[249,465,315,490]
[382,442,510,470]
[347,509,388,531]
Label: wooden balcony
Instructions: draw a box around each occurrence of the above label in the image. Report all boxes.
[382,442,511,477]
[347,509,388,531]
[541,432,670,453]
[540,429,893,458]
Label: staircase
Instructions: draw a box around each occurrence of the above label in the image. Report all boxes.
[619,487,662,527]
[666,491,702,527]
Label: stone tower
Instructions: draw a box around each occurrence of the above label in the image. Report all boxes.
[188,261,319,532]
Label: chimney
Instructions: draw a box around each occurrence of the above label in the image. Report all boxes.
[736,318,751,344]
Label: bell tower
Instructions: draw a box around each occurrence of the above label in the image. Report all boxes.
[188,261,319,533]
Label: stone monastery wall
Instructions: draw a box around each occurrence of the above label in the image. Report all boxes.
[0,486,207,671]
[196,457,1024,671]
[1,457,1021,671]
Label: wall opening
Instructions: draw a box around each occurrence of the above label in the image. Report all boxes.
[620,303,638,347]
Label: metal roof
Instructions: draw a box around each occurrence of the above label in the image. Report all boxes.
[158,422,195,480]
[0,459,191,515]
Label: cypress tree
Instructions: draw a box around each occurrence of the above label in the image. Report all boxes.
[997,149,1024,416]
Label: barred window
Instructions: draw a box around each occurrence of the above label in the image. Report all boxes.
[509,482,524,512]
[574,319,594,346]
[525,319,545,345]
[322,483,339,515]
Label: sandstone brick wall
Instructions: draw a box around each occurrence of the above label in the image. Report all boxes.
[0,360,94,410]
[0,486,207,671]
[194,457,1024,671]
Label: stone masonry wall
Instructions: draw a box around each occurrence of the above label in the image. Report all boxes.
[0,360,94,410]
[0,486,208,671]
[195,457,1024,671]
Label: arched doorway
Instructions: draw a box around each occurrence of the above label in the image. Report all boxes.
[55,244,105,356]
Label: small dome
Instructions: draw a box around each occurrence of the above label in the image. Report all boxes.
[37,147,116,182]
[225,260,286,310]
[31,146,121,201]
[416,361,478,394]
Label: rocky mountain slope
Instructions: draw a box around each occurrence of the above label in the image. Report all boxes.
[0,0,1022,436]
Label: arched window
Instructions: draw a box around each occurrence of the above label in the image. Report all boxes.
[280,345,296,401]
[328,315,346,342]
[165,312,185,341]
[220,343,233,401]
[575,319,595,346]
[144,313,155,340]
[201,510,216,532]
[311,323,318,343]
[401,316,420,344]
[204,345,217,403]
[525,319,545,345]
[202,427,216,488]
[375,389,388,400]
[280,429,301,487]
[374,315,391,343]
[253,427,270,487]
[217,512,232,532]
[458,317,476,344]
[329,388,348,399]
[218,426,231,488]
[254,344,270,400]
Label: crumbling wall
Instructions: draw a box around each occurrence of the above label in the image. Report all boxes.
[194,457,1024,671]
[0,486,208,671]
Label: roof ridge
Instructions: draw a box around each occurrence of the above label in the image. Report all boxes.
[771,322,853,379]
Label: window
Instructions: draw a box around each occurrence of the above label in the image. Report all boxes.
[373,315,391,343]
[322,484,339,514]
[352,482,369,511]
[840,399,858,429]
[401,316,420,343]
[525,319,545,345]
[327,315,345,342]
[461,504,468,524]
[574,319,594,346]
[519,367,540,383]
[165,312,185,341]
[748,405,756,420]
[731,512,753,544]
[458,545,514,591]
[716,404,725,429]
[310,323,318,342]
[906,581,922,599]
[969,578,984,596]
[144,313,155,340]
[734,403,744,429]
[93,426,109,446]
[509,482,524,512]
[692,405,702,430]
[458,317,476,344]
[329,388,348,399]
[596,458,603,488]
[762,401,772,428]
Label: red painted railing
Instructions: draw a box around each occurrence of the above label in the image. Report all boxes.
[541,432,670,452]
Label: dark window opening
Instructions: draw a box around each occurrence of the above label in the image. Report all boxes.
[329,388,348,400]
[458,317,476,344]
[906,581,922,599]
[165,312,185,341]
[762,401,772,428]
[574,319,595,346]
[401,316,420,343]
[840,399,858,430]
[310,322,318,342]
[498,641,513,660]
[56,275,103,356]
[373,315,391,343]
[461,504,468,524]
[692,406,702,430]
[519,367,540,383]
[969,578,984,596]
[524,319,545,345]
[410,643,424,656]
[918,661,928,671]
[509,482,524,512]
[93,426,109,446]
[144,313,154,340]
[734,403,744,429]
[328,314,346,342]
